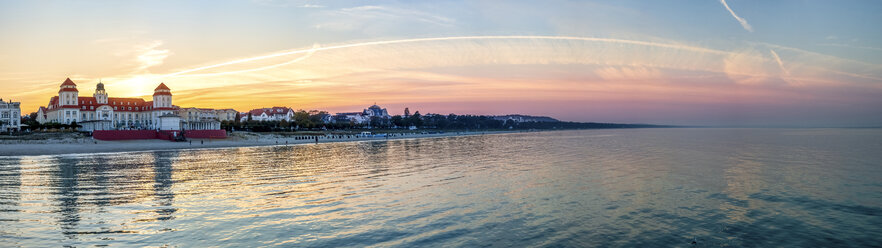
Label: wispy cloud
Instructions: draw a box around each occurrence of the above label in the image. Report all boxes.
[314,5,456,32]
[720,0,753,32]
[251,0,324,8]
[340,5,455,27]
[817,43,882,52]
[595,66,662,80]
[135,41,171,72]
[768,49,787,75]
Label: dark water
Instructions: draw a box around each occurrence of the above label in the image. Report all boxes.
[1,128,881,247]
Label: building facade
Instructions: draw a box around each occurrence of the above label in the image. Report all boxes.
[363,104,390,119]
[240,107,295,122]
[37,78,177,130]
[331,112,369,124]
[329,104,391,124]
[176,107,239,122]
[0,98,21,132]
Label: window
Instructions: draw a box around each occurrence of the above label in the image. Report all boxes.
[114,107,117,110]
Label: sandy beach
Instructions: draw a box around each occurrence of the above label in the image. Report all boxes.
[0,131,512,157]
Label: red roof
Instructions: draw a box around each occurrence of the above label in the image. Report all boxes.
[61,78,76,86]
[155,83,170,91]
[246,107,293,117]
[46,96,160,112]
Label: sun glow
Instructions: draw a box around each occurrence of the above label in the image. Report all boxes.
[111,75,162,98]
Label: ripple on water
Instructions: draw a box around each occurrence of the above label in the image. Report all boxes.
[1,128,881,247]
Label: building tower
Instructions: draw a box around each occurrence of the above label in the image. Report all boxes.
[94,80,108,104]
[58,78,80,124]
[58,78,79,106]
[404,107,410,118]
[153,83,172,109]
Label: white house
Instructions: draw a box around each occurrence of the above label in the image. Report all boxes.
[0,98,21,132]
[241,107,295,122]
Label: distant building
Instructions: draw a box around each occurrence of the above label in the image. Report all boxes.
[491,114,559,123]
[241,107,295,122]
[0,98,21,132]
[363,103,390,119]
[329,103,391,124]
[36,107,47,123]
[177,107,239,122]
[331,112,369,124]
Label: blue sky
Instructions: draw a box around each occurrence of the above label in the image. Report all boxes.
[1,0,881,126]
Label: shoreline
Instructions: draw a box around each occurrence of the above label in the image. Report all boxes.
[0,131,515,157]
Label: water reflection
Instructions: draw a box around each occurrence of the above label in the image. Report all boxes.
[0,157,22,248]
[0,129,881,247]
[152,151,177,221]
[51,156,82,238]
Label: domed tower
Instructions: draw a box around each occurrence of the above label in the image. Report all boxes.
[153,83,172,109]
[58,78,79,106]
[94,80,108,104]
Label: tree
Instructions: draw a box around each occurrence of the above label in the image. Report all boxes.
[504,119,516,129]
[247,113,253,122]
[294,110,312,129]
[369,116,381,128]
[69,121,81,131]
[391,115,404,127]
[408,111,423,127]
[308,110,327,124]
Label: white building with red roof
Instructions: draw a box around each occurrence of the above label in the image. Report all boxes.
[37,78,179,130]
[240,107,295,122]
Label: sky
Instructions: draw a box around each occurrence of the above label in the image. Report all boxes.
[1,0,881,127]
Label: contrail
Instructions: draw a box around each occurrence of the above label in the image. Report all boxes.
[769,49,788,76]
[720,0,753,32]
[161,35,730,78]
[769,48,801,85]
[172,44,320,78]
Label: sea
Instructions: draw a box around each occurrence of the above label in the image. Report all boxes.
[1,128,881,247]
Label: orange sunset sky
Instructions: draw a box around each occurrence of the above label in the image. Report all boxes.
[1,1,881,126]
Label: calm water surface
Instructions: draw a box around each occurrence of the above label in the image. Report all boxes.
[1,128,881,247]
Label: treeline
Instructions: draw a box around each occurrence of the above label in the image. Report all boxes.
[20,119,82,131]
[222,119,367,132]
[225,110,670,132]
